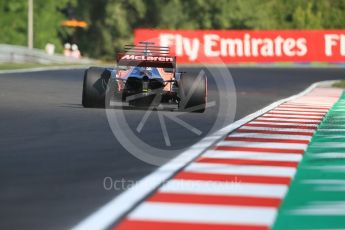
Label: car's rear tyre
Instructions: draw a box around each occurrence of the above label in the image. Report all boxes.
[82,67,110,108]
[178,73,207,113]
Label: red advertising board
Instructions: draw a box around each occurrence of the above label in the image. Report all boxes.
[134,29,345,64]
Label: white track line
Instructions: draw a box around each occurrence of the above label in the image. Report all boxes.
[128,202,277,225]
[230,133,312,140]
[254,117,322,122]
[239,126,315,133]
[216,141,308,149]
[248,121,318,127]
[287,103,334,106]
[203,150,303,162]
[159,179,288,198]
[184,162,296,177]
[269,111,326,115]
[273,108,329,112]
[263,114,324,119]
[71,81,334,230]
[280,105,331,109]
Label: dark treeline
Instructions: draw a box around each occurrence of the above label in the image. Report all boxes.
[1,0,345,59]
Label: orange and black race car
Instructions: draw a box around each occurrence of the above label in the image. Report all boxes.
[82,42,207,112]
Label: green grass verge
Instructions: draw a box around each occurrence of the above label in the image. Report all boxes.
[332,80,345,88]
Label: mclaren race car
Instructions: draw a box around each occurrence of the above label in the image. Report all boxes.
[82,42,207,112]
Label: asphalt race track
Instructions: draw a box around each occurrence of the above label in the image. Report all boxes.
[1,67,345,230]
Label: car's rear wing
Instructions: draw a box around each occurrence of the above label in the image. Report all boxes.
[116,53,176,68]
[116,42,176,68]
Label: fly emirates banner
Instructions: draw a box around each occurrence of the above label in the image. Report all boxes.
[134,29,345,64]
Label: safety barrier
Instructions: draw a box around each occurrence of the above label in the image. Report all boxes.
[0,44,93,64]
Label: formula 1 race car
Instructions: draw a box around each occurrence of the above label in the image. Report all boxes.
[82,42,207,112]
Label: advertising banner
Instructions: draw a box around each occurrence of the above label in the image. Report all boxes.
[134,29,345,64]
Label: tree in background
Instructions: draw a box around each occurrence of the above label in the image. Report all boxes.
[34,0,71,51]
[0,0,69,52]
[74,0,147,59]
[0,1,27,46]
[1,0,345,59]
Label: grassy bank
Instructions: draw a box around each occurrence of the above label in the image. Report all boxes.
[333,80,345,88]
